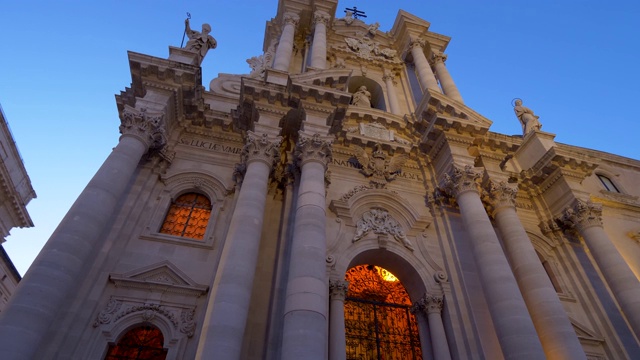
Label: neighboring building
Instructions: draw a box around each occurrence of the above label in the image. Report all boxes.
[1,1,640,359]
[0,105,35,313]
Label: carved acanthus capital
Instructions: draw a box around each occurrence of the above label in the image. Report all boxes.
[382,69,396,84]
[240,131,282,168]
[283,12,300,27]
[313,11,331,27]
[560,200,603,232]
[440,165,482,198]
[295,133,333,169]
[119,105,166,150]
[432,52,447,64]
[408,38,426,51]
[483,180,518,215]
[411,294,444,315]
[329,280,349,301]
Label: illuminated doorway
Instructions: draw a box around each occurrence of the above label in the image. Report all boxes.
[344,264,422,360]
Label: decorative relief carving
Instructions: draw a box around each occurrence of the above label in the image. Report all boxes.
[353,208,413,250]
[246,41,276,79]
[539,219,561,235]
[313,11,331,27]
[440,165,482,198]
[329,280,349,300]
[560,200,604,232]
[283,12,300,27]
[344,36,398,61]
[119,105,166,150]
[434,271,448,283]
[353,143,408,188]
[240,131,282,168]
[411,294,444,315]
[483,180,518,215]
[339,185,374,201]
[295,133,333,168]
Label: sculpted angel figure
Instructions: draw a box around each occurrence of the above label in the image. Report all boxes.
[184,19,217,59]
[354,143,408,188]
[513,99,542,135]
[351,86,371,108]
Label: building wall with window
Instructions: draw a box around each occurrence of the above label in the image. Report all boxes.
[1,1,639,359]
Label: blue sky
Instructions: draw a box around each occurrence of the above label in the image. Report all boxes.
[1,0,639,275]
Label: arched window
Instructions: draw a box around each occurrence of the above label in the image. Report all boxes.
[104,325,167,360]
[344,265,422,360]
[160,192,212,240]
[597,174,620,193]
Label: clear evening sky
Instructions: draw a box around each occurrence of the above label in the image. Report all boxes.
[1,1,639,275]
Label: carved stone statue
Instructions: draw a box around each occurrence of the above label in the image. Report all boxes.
[351,86,371,108]
[513,99,542,135]
[184,19,217,60]
[368,22,380,36]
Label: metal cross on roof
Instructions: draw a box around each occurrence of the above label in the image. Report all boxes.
[345,6,367,19]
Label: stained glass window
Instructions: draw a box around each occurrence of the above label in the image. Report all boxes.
[104,325,168,360]
[160,193,212,240]
[344,265,422,360]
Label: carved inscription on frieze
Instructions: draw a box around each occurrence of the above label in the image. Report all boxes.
[180,138,243,155]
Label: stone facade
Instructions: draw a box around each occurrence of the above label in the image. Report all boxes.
[1,1,639,359]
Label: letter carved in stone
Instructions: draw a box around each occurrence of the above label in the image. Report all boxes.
[353,208,413,250]
[483,180,518,216]
[560,200,603,232]
[353,143,408,188]
[329,280,349,301]
[440,165,482,198]
[119,105,166,150]
[295,133,333,168]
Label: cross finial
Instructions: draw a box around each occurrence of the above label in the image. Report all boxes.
[345,6,367,19]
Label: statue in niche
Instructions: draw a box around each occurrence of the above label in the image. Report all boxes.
[351,86,372,108]
[513,99,542,135]
[184,19,217,59]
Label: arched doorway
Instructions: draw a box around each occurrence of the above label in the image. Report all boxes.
[344,264,422,359]
[104,324,168,360]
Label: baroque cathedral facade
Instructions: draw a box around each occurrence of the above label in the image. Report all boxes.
[1,1,639,359]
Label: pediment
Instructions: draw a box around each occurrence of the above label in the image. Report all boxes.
[289,69,353,91]
[109,261,208,297]
[417,90,493,133]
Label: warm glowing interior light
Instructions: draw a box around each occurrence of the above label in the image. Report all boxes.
[375,266,398,282]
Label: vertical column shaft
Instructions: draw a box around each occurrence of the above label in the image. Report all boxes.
[329,280,348,360]
[383,70,401,115]
[281,134,332,360]
[310,11,330,69]
[0,106,159,360]
[409,39,440,93]
[488,182,586,360]
[273,12,299,72]
[196,133,280,360]
[441,166,545,360]
[432,53,464,103]
[414,295,452,360]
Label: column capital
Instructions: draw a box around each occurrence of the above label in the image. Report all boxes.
[408,38,426,51]
[241,131,282,168]
[411,294,444,315]
[483,180,518,216]
[119,105,166,150]
[382,68,396,83]
[432,51,447,64]
[560,200,603,232]
[295,133,333,168]
[329,280,349,301]
[283,12,300,27]
[313,11,330,26]
[440,165,482,198]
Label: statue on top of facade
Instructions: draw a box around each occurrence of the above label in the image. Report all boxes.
[351,86,372,108]
[184,18,217,60]
[513,99,542,136]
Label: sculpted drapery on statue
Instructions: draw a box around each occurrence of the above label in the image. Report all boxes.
[513,99,542,135]
[184,18,217,61]
[351,85,372,107]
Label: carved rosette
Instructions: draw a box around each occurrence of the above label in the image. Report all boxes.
[560,200,604,232]
[483,180,518,216]
[313,11,330,27]
[411,294,444,315]
[440,165,482,198]
[119,105,166,150]
[240,131,282,168]
[283,12,300,27]
[329,280,349,301]
[295,133,333,169]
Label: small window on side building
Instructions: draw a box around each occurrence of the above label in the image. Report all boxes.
[160,192,212,240]
[597,174,620,193]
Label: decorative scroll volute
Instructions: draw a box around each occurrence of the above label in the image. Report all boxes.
[560,200,604,232]
[440,165,482,198]
[119,105,166,150]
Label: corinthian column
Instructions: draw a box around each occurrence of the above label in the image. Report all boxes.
[408,39,440,93]
[329,280,349,360]
[383,69,401,115]
[485,181,586,360]
[281,133,333,360]
[310,11,330,69]
[273,12,300,72]
[196,132,281,360]
[432,52,463,103]
[440,165,545,360]
[562,200,640,338]
[0,105,164,360]
[412,295,451,360]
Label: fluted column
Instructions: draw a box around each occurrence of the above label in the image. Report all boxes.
[432,52,464,103]
[329,280,349,360]
[383,69,401,115]
[562,200,640,338]
[440,165,545,360]
[195,132,281,360]
[281,133,333,360]
[413,295,451,360]
[0,105,164,360]
[486,181,586,360]
[273,12,300,72]
[408,39,440,93]
[310,11,330,69]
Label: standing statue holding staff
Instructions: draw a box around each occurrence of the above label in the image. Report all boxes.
[182,14,217,63]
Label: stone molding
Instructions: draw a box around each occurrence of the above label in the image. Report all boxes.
[352,208,414,250]
[483,180,518,216]
[295,133,333,168]
[119,105,166,150]
[440,165,482,198]
[329,280,349,301]
[560,200,604,232]
[411,294,444,315]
